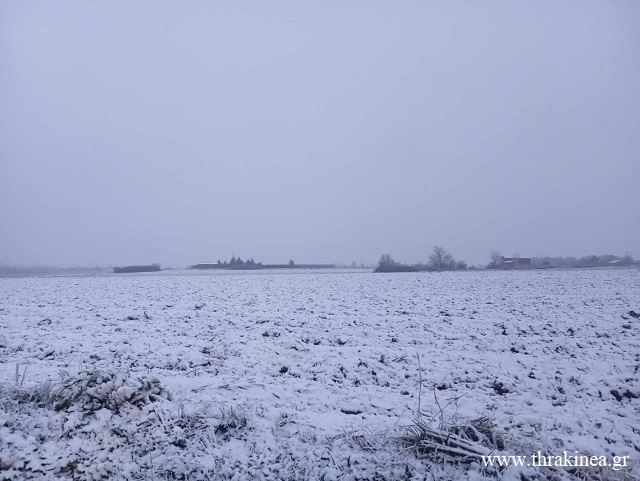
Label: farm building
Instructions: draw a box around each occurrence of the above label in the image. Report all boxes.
[499,256,531,268]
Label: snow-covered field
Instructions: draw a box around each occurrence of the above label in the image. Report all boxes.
[1,268,639,480]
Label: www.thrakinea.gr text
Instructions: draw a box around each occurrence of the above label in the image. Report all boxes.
[481,451,630,471]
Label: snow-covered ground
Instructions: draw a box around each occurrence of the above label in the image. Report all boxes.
[1,268,638,480]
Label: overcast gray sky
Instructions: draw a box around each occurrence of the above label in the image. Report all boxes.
[1,1,639,267]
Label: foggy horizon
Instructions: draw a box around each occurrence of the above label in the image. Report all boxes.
[0,248,638,271]
[2,2,639,268]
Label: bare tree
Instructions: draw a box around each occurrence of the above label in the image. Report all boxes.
[377,254,394,270]
[621,252,634,265]
[374,254,416,273]
[489,250,501,269]
[455,260,467,270]
[428,246,455,271]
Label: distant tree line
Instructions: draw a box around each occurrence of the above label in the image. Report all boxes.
[375,254,417,273]
[531,254,635,268]
[375,246,468,273]
[192,257,304,270]
[486,250,636,269]
[0,264,109,276]
[113,263,161,273]
[217,256,261,267]
[375,247,639,273]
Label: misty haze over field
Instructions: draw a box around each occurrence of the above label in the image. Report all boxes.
[1,2,639,268]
